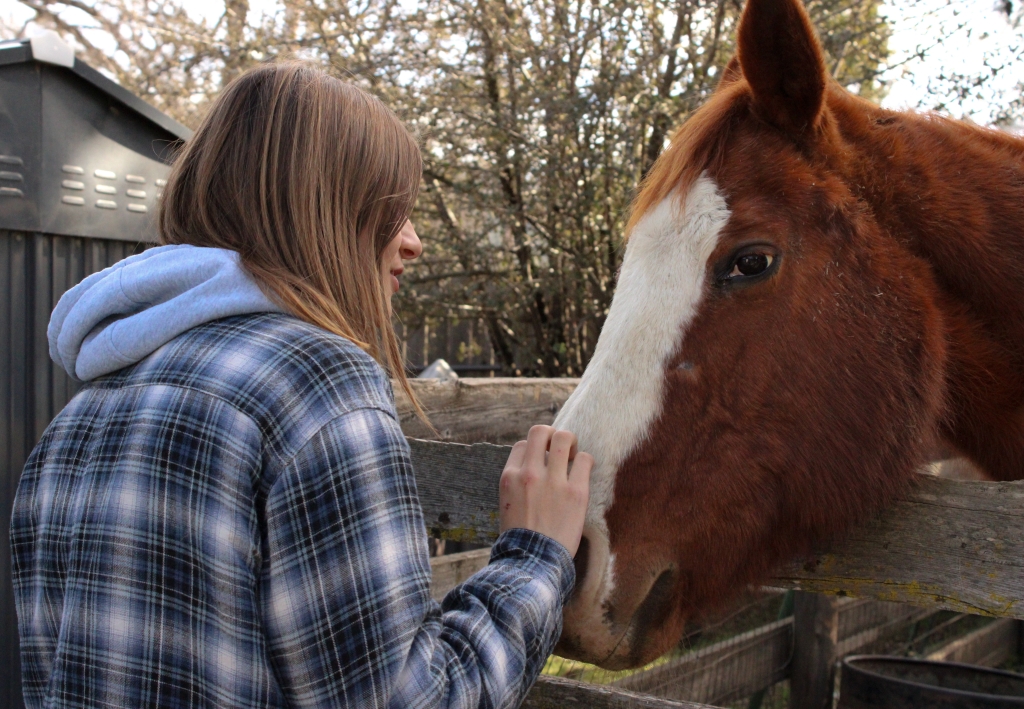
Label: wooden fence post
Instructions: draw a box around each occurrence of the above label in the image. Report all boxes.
[790,592,840,709]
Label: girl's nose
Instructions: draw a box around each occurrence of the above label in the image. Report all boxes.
[400,221,423,260]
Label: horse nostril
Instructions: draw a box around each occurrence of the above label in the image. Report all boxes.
[633,569,676,632]
[625,568,677,666]
[572,535,590,593]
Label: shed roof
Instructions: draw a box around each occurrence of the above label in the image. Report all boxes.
[0,38,192,141]
[0,34,193,241]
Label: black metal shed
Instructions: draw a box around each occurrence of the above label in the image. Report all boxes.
[0,33,191,709]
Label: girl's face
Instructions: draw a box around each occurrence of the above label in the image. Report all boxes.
[381,220,423,299]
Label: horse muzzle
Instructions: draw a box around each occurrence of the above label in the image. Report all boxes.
[555,528,682,669]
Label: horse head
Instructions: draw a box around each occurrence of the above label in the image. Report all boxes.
[555,0,950,668]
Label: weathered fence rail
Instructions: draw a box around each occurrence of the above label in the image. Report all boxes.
[398,378,578,444]
[410,437,1024,620]
[429,547,491,601]
[927,617,1022,667]
[524,675,714,709]
[774,477,1024,619]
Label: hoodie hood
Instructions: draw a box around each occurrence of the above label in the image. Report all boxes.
[49,244,286,382]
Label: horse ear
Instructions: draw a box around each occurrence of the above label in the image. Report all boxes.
[737,0,828,134]
[718,56,743,87]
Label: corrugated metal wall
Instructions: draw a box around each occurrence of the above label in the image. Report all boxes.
[0,229,146,709]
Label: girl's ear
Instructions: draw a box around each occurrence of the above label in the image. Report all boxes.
[737,0,828,135]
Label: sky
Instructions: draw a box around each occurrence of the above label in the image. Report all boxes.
[877,0,1022,125]
[5,0,1023,126]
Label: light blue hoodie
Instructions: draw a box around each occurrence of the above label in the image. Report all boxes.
[49,244,285,382]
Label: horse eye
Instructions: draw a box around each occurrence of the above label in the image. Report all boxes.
[728,253,773,279]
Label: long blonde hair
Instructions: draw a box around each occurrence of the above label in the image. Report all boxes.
[159,61,424,417]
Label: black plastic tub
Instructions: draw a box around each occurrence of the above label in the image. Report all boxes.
[839,656,1024,708]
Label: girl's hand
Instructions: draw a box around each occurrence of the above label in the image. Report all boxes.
[499,425,593,557]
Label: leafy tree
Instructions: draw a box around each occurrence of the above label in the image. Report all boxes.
[7,0,893,375]
[868,1,1023,129]
[391,0,892,375]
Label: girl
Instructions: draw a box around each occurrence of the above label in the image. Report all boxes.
[11,61,591,709]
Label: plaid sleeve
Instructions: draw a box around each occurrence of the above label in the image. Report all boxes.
[261,407,575,709]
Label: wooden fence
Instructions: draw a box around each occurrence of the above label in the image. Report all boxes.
[609,597,930,705]
[428,551,1022,707]
[402,378,1024,708]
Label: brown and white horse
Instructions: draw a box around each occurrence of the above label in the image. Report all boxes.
[554,0,1024,669]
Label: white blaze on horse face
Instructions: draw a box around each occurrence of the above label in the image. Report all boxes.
[555,174,730,615]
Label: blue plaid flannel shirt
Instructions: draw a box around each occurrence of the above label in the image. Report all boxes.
[11,313,575,709]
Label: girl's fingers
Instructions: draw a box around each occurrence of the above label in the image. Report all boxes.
[505,440,528,471]
[569,452,594,484]
[548,430,577,478]
[524,425,555,471]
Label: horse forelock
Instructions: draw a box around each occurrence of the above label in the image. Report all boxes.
[626,84,747,239]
